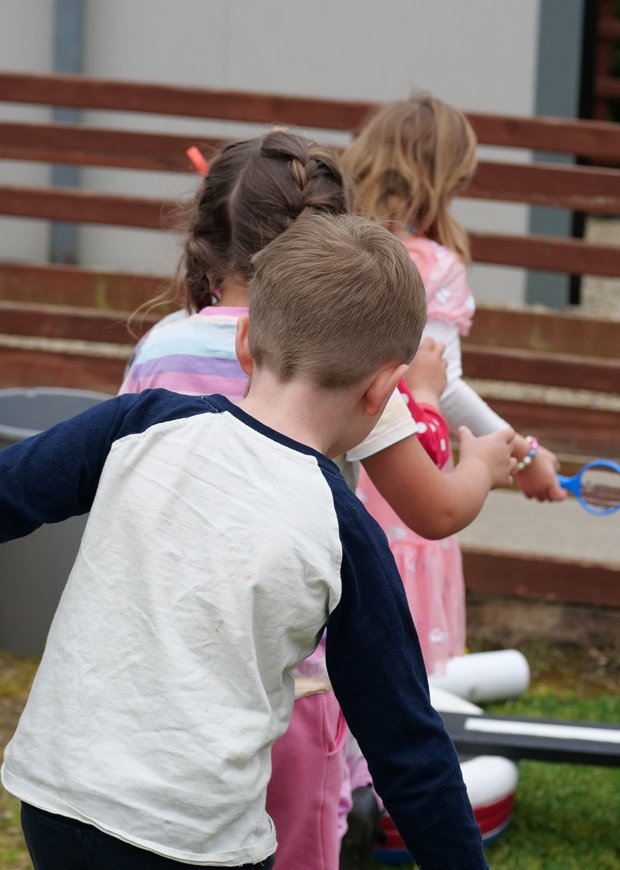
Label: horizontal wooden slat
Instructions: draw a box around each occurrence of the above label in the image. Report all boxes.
[464,160,620,212]
[0,261,173,311]
[0,347,123,393]
[0,184,175,227]
[4,71,620,158]
[598,16,620,39]
[484,399,620,458]
[462,344,620,393]
[0,71,374,131]
[3,274,619,362]
[465,112,620,159]
[462,546,620,607]
[9,307,617,391]
[466,304,620,358]
[5,188,620,278]
[19,306,618,391]
[469,231,620,276]
[6,121,620,214]
[596,75,620,100]
[0,121,224,171]
[0,300,159,343]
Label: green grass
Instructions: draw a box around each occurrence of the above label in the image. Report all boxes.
[483,690,620,870]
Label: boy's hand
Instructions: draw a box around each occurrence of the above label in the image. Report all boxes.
[458,426,517,490]
[405,337,448,408]
[515,442,566,502]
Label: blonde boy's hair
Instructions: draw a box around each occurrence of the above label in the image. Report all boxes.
[341,95,477,262]
[248,213,427,389]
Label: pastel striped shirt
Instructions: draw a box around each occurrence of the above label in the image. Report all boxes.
[120,307,249,400]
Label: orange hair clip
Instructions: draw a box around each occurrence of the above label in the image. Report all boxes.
[186,146,209,177]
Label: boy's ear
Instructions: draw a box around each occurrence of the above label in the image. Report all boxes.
[235,315,254,376]
[364,363,409,417]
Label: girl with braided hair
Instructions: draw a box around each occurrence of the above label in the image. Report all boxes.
[120,130,515,870]
[121,132,350,397]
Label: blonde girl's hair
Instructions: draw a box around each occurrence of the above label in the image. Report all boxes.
[341,95,477,262]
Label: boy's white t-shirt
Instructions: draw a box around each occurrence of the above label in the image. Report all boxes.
[0,392,487,869]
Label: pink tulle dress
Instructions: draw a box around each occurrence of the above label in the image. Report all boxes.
[356,236,475,678]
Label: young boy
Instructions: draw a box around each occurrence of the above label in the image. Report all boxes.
[0,214,507,870]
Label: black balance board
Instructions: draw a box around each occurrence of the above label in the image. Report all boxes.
[440,712,620,767]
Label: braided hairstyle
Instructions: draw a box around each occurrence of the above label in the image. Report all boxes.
[183,131,352,311]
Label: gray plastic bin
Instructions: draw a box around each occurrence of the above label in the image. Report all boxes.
[0,388,111,656]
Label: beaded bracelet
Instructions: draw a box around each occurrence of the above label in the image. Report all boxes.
[514,436,539,473]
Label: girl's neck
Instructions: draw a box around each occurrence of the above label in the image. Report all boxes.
[217,276,250,308]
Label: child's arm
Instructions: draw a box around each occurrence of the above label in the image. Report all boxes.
[0,390,205,542]
[512,434,565,500]
[425,318,565,502]
[362,425,516,540]
[325,481,489,870]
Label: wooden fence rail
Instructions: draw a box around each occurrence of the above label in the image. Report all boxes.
[4,71,620,158]
[462,547,620,608]
[5,119,620,214]
[5,185,620,277]
[0,121,224,171]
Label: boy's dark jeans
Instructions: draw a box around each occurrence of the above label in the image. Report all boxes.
[21,802,275,870]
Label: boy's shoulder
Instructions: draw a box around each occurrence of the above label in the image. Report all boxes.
[317,460,393,564]
[92,388,218,446]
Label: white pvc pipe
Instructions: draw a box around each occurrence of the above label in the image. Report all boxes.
[429,649,530,704]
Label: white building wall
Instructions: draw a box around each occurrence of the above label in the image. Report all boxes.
[1,0,541,305]
[0,0,54,263]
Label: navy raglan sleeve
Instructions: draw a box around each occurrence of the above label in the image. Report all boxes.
[322,469,489,870]
[0,389,208,543]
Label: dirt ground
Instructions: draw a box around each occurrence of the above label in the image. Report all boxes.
[467,631,620,698]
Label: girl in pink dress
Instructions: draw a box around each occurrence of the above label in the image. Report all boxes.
[343,95,566,682]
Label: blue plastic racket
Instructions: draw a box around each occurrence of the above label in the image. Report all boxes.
[558,459,620,515]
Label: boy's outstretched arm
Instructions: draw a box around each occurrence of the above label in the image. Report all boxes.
[323,474,488,870]
[0,390,206,542]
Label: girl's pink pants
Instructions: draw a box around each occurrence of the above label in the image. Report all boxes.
[266,691,348,870]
